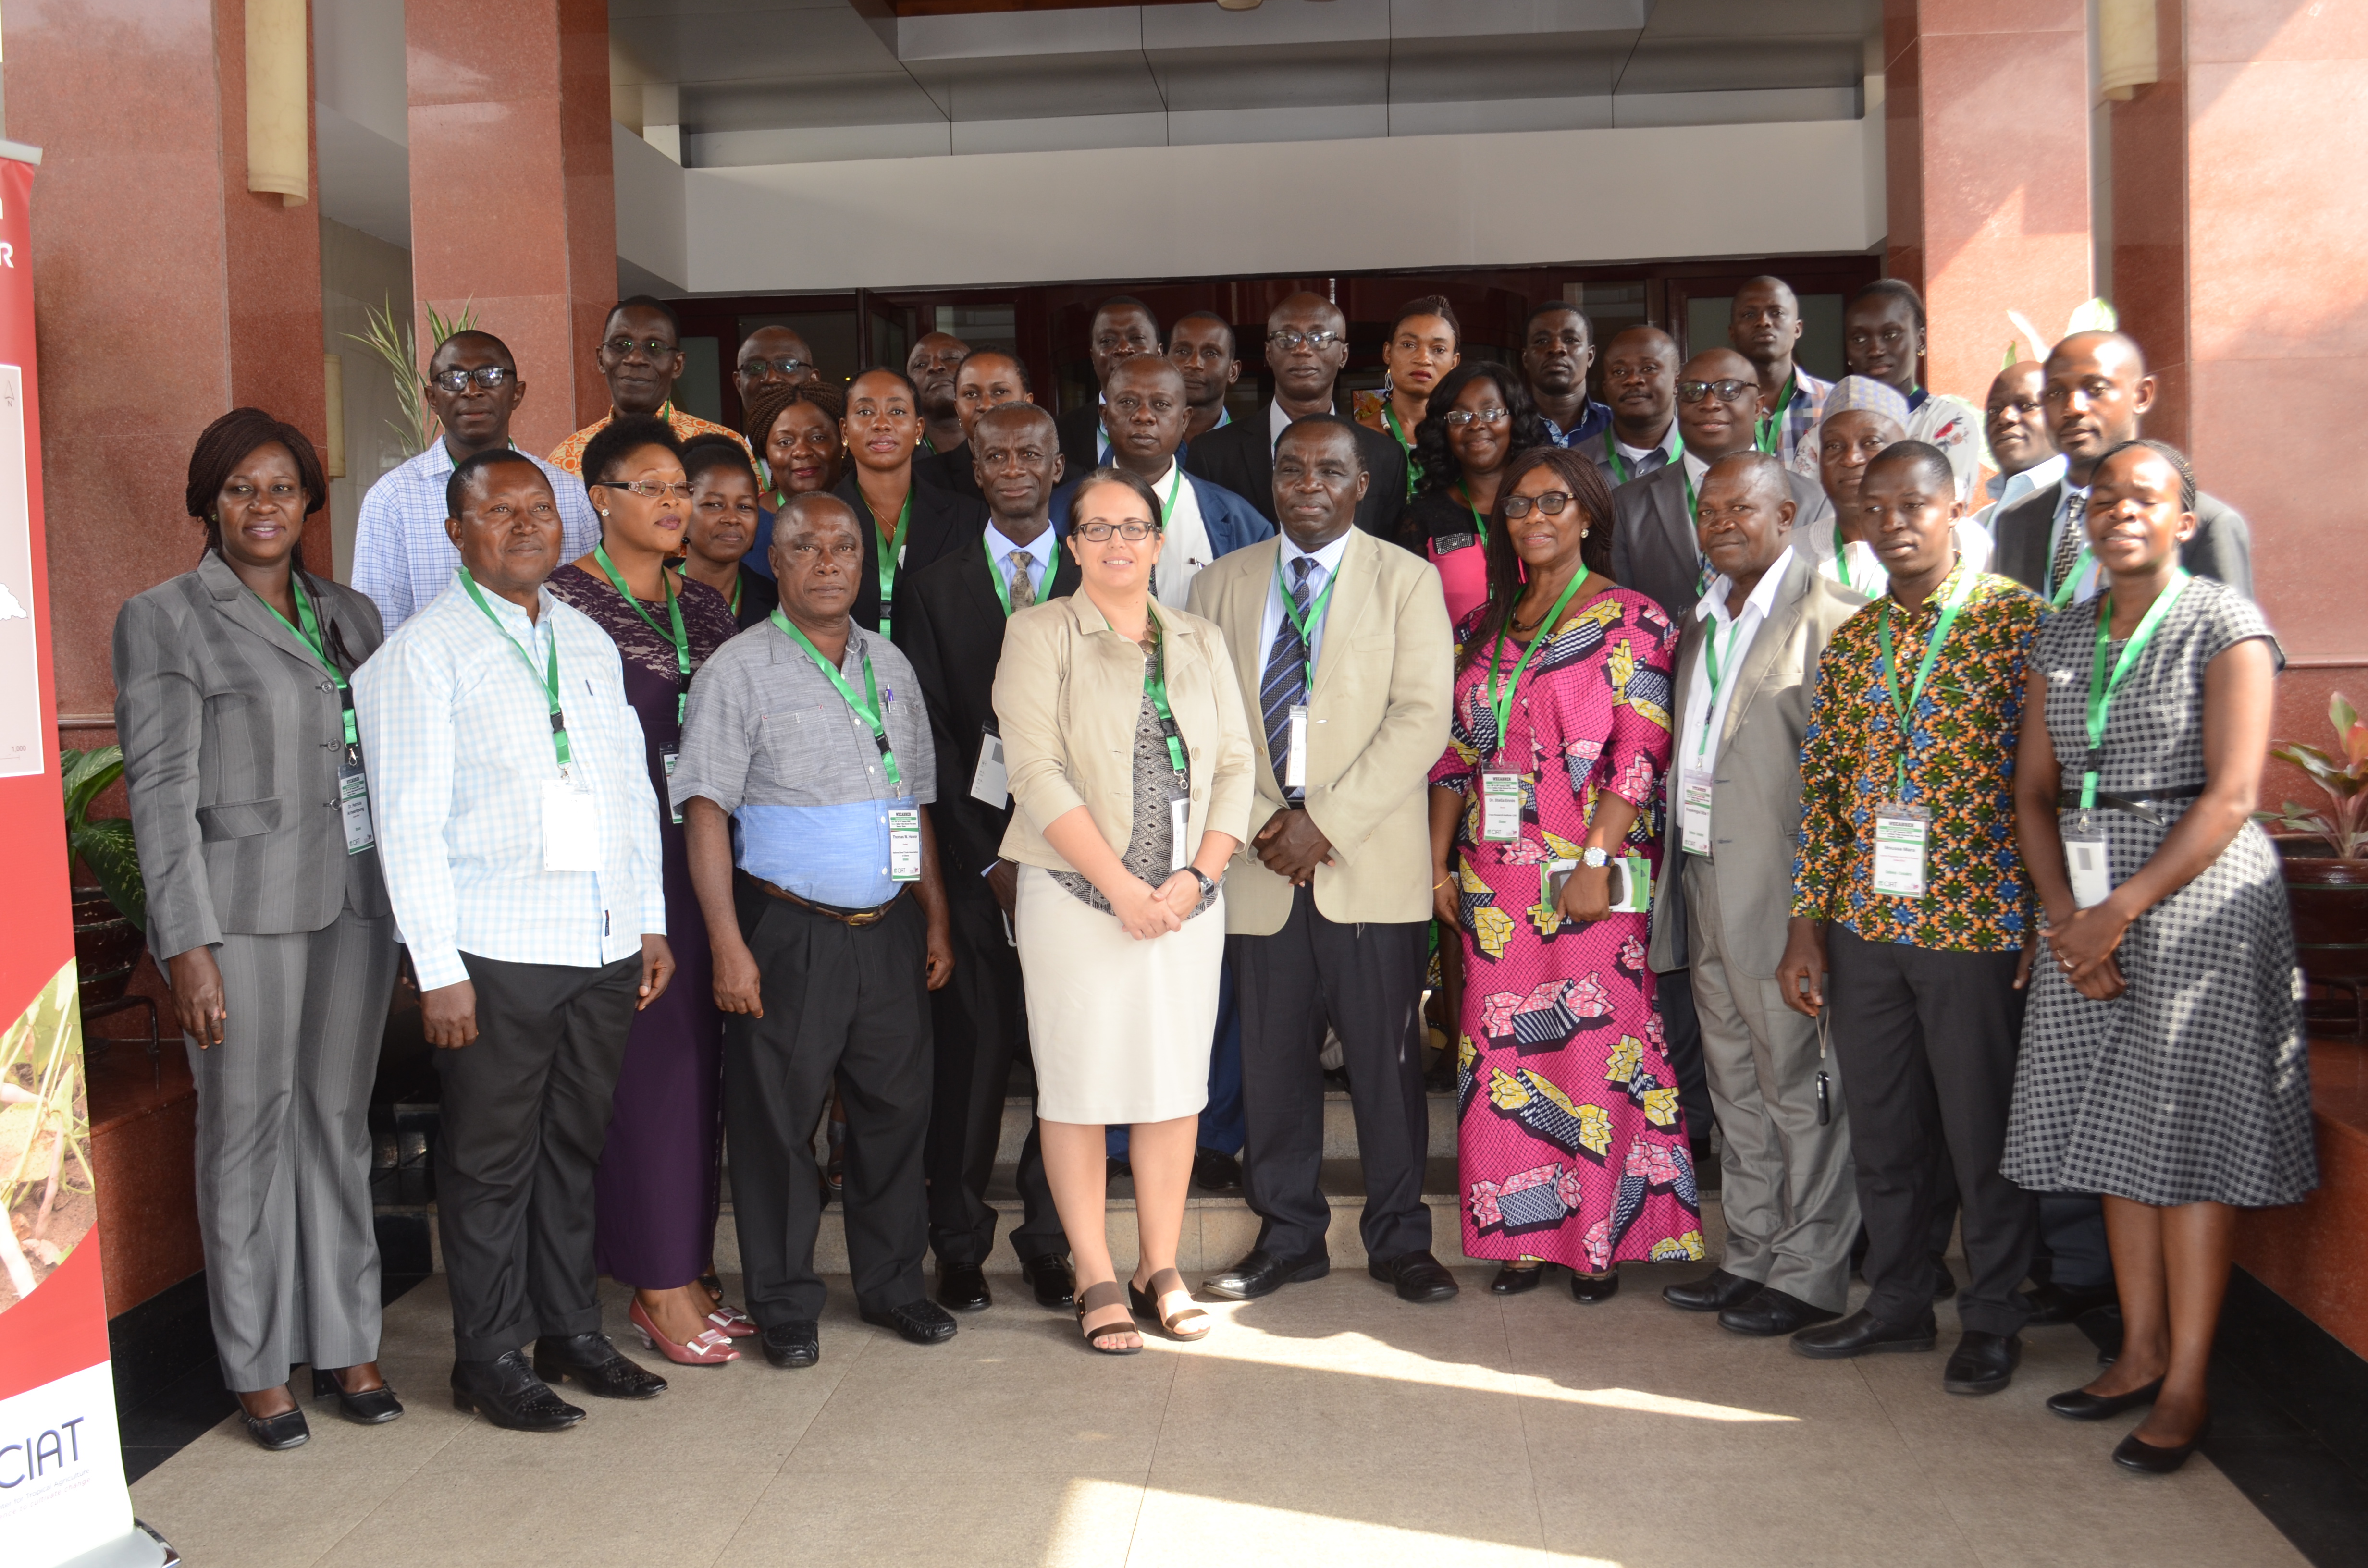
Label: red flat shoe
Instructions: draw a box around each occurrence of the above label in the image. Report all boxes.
[630,1299,740,1366]
[705,1302,757,1339]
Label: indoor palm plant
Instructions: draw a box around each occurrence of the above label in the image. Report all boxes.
[2266,693,2368,1035]
[62,746,144,1010]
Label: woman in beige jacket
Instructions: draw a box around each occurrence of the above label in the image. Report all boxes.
[993,467,1255,1354]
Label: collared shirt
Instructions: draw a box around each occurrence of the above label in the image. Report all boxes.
[547,404,751,477]
[1540,398,1614,449]
[982,517,1056,605]
[1268,398,1295,454]
[1792,563,2044,951]
[1906,391,1984,501]
[1765,368,1834,470]
[1683,545,1794,773]
[1611,421,1681,477]
[1972,453,2068,535]
[672,618,936,909]
[1150,461,1213,609]
[353,573,666,990]
[1256,526,1354,682]
[350,441,601,635]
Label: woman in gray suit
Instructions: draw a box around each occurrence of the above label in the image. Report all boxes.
[114,409,403,1450]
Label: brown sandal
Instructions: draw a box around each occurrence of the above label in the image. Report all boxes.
[1075,1280,1141,1354]
[1129,1268,1211,1341]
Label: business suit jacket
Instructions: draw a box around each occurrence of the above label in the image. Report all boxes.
[1991,478,2253,600]
[1610,461,1833,627]
[1056,403,1104,479]
[992,593,1256,873]
[113,551,392,961]
[1048,470,1275,563]
[1184,401,1410,545]
[1646,551,1866,978]
[833,468,990,649]
[916,439,984,502]
[900,527,1083,880]
[1185,529,1454,936]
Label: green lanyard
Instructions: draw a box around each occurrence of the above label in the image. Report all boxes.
[1273,547,1341,694]
[1457,482,1489,544]
[1143,609,1187,778]
[869,492,915,640]
[1485,568,1591,758]
[252,577,358,747]
[592,542,690,723]
[1753,374,1796,454]
[1605,431,1682,489]
[2049,545,2094,608]
[2080,571,2191,808]
[728,573,743,616]
[1831,521,1856,592]
[985,535,1051,618]
[770,609,903,791]
[1696,612,1737,760]
[1681,463,1712,595]
[1382,403,1420,500]
[458,569,569,773]
[1875,566,1978,796]
[1155,463,1184,528]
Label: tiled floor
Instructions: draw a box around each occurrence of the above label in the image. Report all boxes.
[130,1262,2308,1568]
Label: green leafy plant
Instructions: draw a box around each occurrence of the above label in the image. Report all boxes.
[347,296,479,457]
[2264,692,2368,859]
[62,747,144,931]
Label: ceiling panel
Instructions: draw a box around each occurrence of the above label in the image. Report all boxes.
[613,7,900,81]
[1386,32,1637,104]
[684,72,950,129]
[1149,40,1391,111]
[906,51,1169,119]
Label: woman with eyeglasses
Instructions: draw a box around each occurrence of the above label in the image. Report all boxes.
[678,434,778,630]
[832,368,988,647]
[1427,446,1702,1305]
[1404,362,1553,627]
[545,415,751,1365]
[739,380,847,585]
[993,467,1255,1353]
[1356,296,1463,496]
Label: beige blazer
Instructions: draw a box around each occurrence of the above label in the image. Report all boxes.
[993,591,1257,873]
[1186,529,1454,935]
[1647,551,1867,979]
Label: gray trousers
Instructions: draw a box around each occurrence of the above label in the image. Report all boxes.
[1683,859,1858,1312]
[190,914,398,1391]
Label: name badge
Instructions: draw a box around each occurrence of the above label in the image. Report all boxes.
[1680,768,1713,857]
[337,751,374,856]
[1284,704,1309,791]
[1871,803,1930,899]
[1170,797,1190,872]
[2064,826,2112,910]
[1481,772,1523,842]
[888,806,922,882]
[543,778,602,871]
[661,747,683,825]
[970,727,1010,808]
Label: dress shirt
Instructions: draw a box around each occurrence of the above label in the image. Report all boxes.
[1764,368,1834,471]
[1683,545,1794,776]
[1255,527,1355,683]
[1150,460,1213,608]
[672,618,936,910]
[1610,423,1681,482]
[547,403,750,477]
[982,518,1057,605]
[1541,398,1614,449]
[1792,563,2044,952]
[1267,398,1295,454]
[1971,453,2067,535]
[353,573,665,991]
[350,441,601,634]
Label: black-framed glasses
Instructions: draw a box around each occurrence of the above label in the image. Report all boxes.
[742,357,812,378]
[1076,520,1158,541]
[594,479,693,501]
[1442,405,1509,428]
[1677,378,1755,404]
[1501,491,1582,519]
[603,336,678,361]
[427,365,514,393]
[1267,329,1342,353]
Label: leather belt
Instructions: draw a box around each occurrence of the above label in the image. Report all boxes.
[754,878,905,927]
[2057,784,2202,826]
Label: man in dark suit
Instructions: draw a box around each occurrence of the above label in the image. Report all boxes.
[1990,330,2251,605]
[899,404,1079,1314]
[916,349,1035,503]
[908,330,970,458]
[1056,295,1161,477]
[1184,291,1409,544]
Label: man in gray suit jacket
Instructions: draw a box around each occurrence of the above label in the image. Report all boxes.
[1649,454,1867,1336]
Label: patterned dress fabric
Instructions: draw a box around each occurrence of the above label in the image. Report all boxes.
[2002,577,2317,1207]
[1048,662,1217,921]
[1430,587,1703,1271]
[1793,566,2045,951]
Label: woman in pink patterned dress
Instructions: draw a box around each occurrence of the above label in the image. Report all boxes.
[1427,446,1702,1304]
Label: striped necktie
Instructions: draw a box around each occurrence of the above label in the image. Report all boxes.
[1260,557,1317,800]
[2047,488,2089,598]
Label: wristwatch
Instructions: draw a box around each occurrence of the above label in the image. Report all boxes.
[1189,867,1220,902]
[1580,846,1610,869]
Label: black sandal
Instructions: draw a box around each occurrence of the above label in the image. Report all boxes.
[1075,1280,1141,1355]
[1129,1268,1210,1341]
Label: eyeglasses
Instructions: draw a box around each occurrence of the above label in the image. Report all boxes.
[1442,405,1509,428]
[1267,329,1343,353]
[603,336,678,361]
[1501,491,1584,519]
[742,357,812,378]
[1677,378,1755,404]
[427,366,514,393]
[1076,520,1158,541]
[594,479,693,501]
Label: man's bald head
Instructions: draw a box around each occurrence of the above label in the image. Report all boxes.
[1676,348,1761,461]
[974,399,1056,445]
[1270,291,1345,336]
[2043,330,2156,480]
[1707,450,1791,506]
[1266,292,1350,412]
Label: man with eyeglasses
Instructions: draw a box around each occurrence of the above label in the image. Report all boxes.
[1611,347,1833,626]
[1184,292,1409,544]
[916,349,1036,503]
[1056,296,1161,478]
[1729,277,1832,470]
[733,325,821,414]
[1570,326,1682,487]
[353,330,603,634]
[1521,304,1613,450]
[907,331,971,457]
[550,295,750,478]
[1970,360,2063,534]
[1169,310,1241,446]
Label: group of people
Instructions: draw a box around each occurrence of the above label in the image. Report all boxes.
[113,273,2312,1478]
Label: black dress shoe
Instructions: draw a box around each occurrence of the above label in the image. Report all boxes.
[761,1321,820,1369]
[1370,1250,1459,1303]
[2025,1280,2119,1326]
[861,1298,960,1345]
[1942,1331,2022,1395]
[1663,1268,1763,1314]
[1791,1309,1938,1360]
[2114,1419,2208,1474]
[240,1405,311,1451]
[1192,1147,1244,1193]
[450,1350,586,1432]
[531,1332,667,1399]
[1490,1264,1543,1296]
[311,1367,403,1424]
[1719,1287,1840,1337]
[1568,1269,1620,1304]
[1931,1257,1957,1302]
[2047,1377,2163,1421]
[1201,1248,1329,1301]
[1023,1252,1077,1310]
[937,1261,992,1312]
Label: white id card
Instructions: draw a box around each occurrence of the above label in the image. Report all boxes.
[1170,798,1190,871]
[1284,705,1309,791]
[2064,831,2112,909]
[543,779,602,871]
[662,747,683,824]
[1481,773,1523,842]
[337,755,375,855]
[1871,806,1930,899]
[1680,769,1713,857]
[888,807,922,882]
[970,727,1010,808]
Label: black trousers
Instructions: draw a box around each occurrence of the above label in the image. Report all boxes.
[1826,929,2036,1337]
[1233,889,1431,1262]
[725,880,932,1325]
[437,951,641,1362]
[925,874,1063,1266]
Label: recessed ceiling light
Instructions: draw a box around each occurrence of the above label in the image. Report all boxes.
[1216,0,1264,10]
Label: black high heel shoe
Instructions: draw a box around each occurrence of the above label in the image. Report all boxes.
[2114,1416,2209,1474]
[312,1367,405,1425]
[240,1404,311,1450]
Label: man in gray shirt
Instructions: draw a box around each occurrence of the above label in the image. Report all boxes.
[674,492,957,1369]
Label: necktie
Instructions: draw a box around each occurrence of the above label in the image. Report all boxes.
[1006,549,1037,612]
[1261,557,1317,798]
[2047,488,2089,598]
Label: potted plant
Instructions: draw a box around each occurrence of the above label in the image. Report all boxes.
[2265,694,2368,1032]
[62,747,145,1011]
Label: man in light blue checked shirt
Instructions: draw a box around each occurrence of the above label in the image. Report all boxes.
[353,448,674,1433]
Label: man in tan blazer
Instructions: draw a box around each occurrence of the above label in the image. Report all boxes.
[1648,453,1868,1336]
[1185,417,1457,1303]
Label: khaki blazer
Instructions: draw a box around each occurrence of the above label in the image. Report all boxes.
[993,591,1256,873]
[1647,551,1866,979]
[1186,529,1454,936]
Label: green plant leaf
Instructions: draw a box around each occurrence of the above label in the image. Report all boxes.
[59,745,124,832]
[2332,691,2358,738]
[68,817,144,932]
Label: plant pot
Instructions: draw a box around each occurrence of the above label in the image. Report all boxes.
[2273,837,2368,1034]
[71,885,142,1008]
